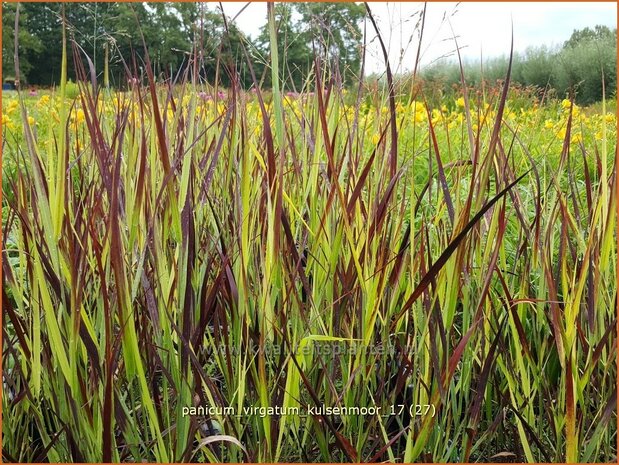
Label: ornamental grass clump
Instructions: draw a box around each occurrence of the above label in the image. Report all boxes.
[2,3,616,463]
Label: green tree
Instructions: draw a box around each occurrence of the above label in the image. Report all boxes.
[256,2,365,89]
[255,3,313,89]
[2,2,43,83]
[419,24,617,105]
[564,25,616,49]
[1,2,250,88]
[190,4,253,87]
[295,2,365,82]
[556,25,617,103]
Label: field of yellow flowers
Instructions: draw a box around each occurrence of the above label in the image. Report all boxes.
[2,56,617,463]
[3,89,615,158]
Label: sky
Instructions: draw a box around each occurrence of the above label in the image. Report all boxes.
[217,2,617,74]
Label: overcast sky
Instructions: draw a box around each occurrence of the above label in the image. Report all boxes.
[218,2,617,74]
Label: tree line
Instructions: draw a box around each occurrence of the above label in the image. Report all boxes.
[1,2,365,90]
[419,25,617,105]
[2,2,616,104]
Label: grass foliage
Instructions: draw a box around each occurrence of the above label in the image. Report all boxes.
[2,4,617,463]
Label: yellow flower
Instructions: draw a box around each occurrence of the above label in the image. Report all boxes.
[455,97,465,108]
[2,113,15,131]
[571,133,582,144]
[544,119,554,129]
[76,109,85,124]
[166,108,175,122]
[412,101,425,114]
[557,127,567,139]
[6,99,19,115]
[561,99,572,109]
[595,131,603,141]
[431,109,442,124]
[27,116,35,126]
[604,113,615,123]
[37,95,50,107]
[578,114,589,125]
